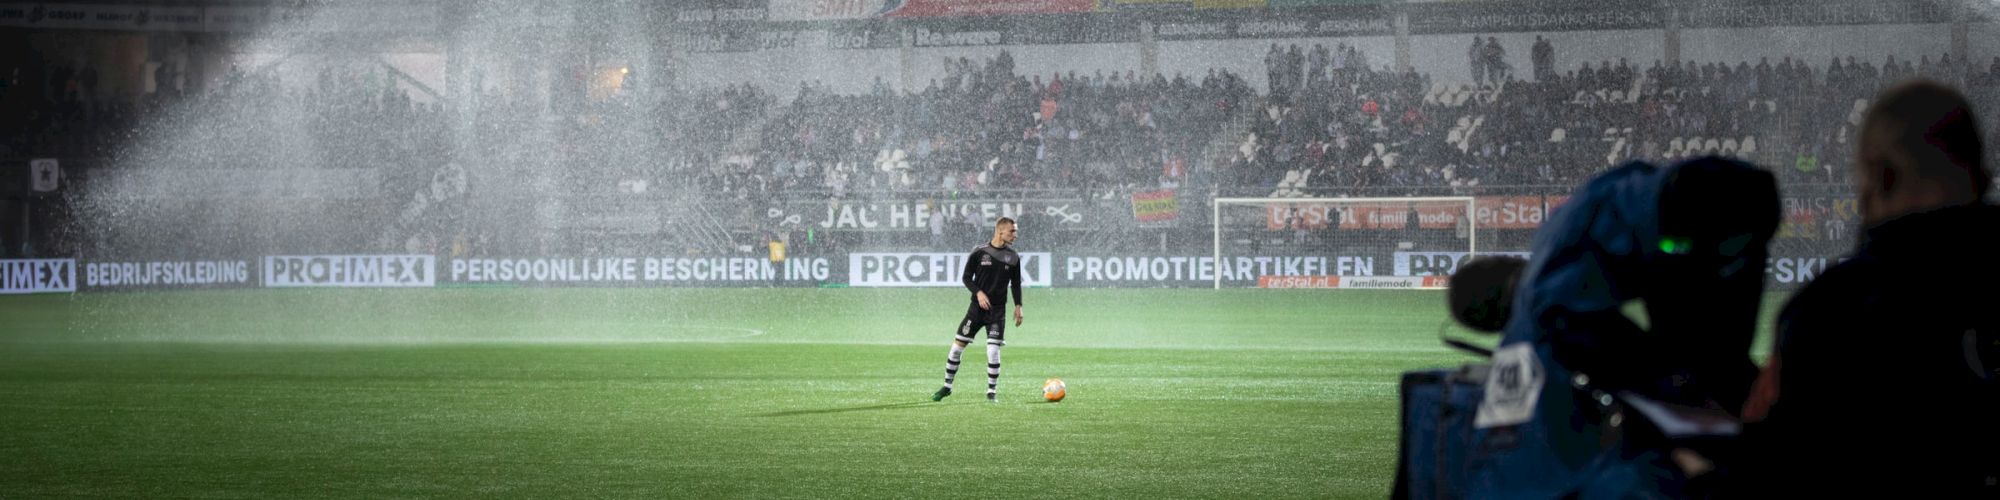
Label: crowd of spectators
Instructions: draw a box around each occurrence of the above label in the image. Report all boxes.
[1227,40,2000,202]
[16,45,1999,203]
[0,61,146,160]
[690,51,1254,207]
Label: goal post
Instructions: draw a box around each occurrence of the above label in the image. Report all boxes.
[1211,197,1478,289]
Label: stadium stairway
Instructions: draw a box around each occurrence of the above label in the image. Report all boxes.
[1196,104,1260,180]
[659,193,737,253]
[375,162,470,251]
[721,107,776,162]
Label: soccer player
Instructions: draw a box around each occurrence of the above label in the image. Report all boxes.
[933,217,1024,403]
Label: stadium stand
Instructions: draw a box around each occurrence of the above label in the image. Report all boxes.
[8,41,2000,258]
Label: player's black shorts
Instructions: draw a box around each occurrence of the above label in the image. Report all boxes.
[952,302,1006,345]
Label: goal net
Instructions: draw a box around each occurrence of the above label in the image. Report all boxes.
[1211,197,1477,290]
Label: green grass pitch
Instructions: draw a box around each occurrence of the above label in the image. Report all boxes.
[0,288,1782,498]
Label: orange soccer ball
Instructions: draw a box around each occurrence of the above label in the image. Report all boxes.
[1043,377,1067,403]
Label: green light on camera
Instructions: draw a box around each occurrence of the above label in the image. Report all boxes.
[1659,236,1692,255]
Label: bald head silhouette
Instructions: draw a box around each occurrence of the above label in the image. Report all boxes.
[1855,80,1990,226]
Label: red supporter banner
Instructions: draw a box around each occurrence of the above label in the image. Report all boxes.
[1778,209,1817,239]
[1336,203,1409,230]
[1132,190,1180,224]
[1264,202,1464,230]
[1414,204,1466,230]
[1473,196,1549,229]
[1777,196,1857,240]
[1264,203,1399,230]
[1265,203,1331,230]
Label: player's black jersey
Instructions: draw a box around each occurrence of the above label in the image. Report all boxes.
[961,243,1023,309]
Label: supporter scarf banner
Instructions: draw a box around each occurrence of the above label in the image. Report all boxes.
[1777,195,1859,241]
[849,252,1054,288]
[1,258,76,294]
[263,255,435,288]
[773,199,1093,231]
[1131,189,1180,226]
[447,257,833,285]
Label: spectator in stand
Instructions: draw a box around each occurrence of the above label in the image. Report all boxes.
[1267,43,1284,94]
[1469,37,1486,84]
[1532,35,1555,82]
[1483,37,1509,84]
[1288,45,1306,93]
[1310,44,1330,88]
